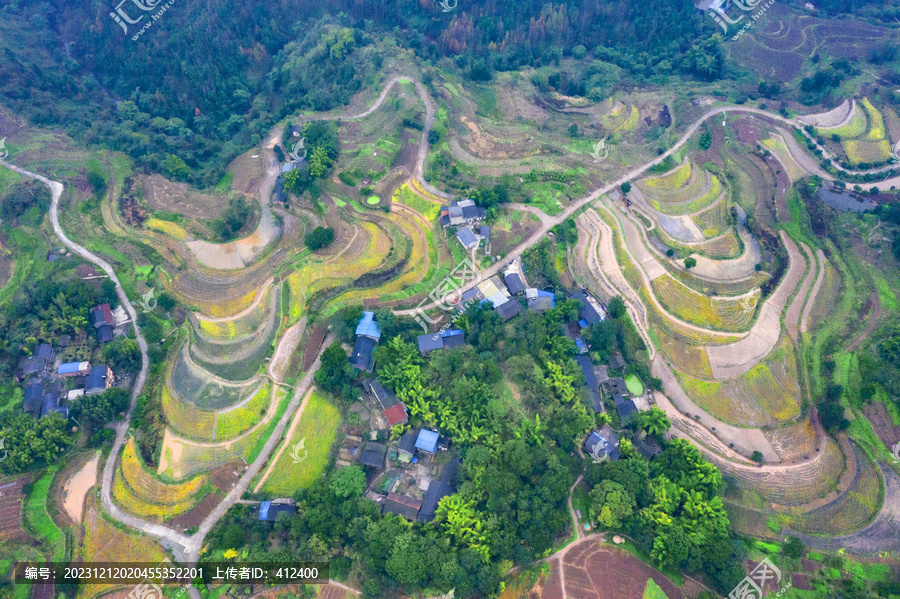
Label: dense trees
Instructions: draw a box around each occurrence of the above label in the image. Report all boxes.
[0,413,74,473]
[214,197,252,240]
[305,227,335,250]
[70,387,130,427]
[0,180,51,226]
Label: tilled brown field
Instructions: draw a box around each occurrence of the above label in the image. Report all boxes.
[542,541,683,599]
[0,478,29,541]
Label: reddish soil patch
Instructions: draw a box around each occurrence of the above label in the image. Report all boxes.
[209,461,245,492]
[862,401,900,452]
[301,326,327,372]
[801,558,821,573]
[544,542,683,599]
[30,579,54,599]
[734,118,763,147]
[0,478,30,541]
[541,559,564,599]
[317,585,351,599]
[792,573,814,591]
[167,493,221,530]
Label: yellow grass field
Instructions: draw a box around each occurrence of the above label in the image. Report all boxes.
[842,139,891,165]
[196,285,273,339]
[112,468,196,519]
[816,102,867,139]
[654,175,723,216]
[643,160,692,191]
[694,202,729,238]
[393,182,442,220]
[260,391,340,495]
[652,274,759,332]
[145,218,189,241]
[619,105,640,131]
[162,385,216,441]
[861,98,887,141]
[121,438,205,503]
[80,495,167,599]
[215,383,271,440]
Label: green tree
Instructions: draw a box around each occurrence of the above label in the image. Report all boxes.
[684,257,697,269]
[620,182,632,195]
[163,154,191,180]
[0,413,74,473]
[607,296,626,319]
[71,387,130,427]
[330,465,366,498]
[589,480,636,529]
[306,226,335,250]
[308,146,332,178]
[637,407,671,438]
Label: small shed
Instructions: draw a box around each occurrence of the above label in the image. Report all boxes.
[609,353,627,371]
[350,336,377,372]
[383,403,409,427]
[382,492,422,521]
[495,300,521,322]
[259,499,297,522]
[503,272,526,296]
[456,227,479,250]
[398,430,418,461]
[361,441,388,469]
[415,429,440,453]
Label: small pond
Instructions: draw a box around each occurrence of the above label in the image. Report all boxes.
[817,188,876,213]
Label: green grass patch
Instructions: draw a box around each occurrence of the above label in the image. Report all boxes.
[24,467,66,560]
[213,172,233,193]
[259,391,340,495]
[367,196,381,205]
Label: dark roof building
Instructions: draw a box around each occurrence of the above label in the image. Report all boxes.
[495,300,521,322]
[569,291,605,326]
[34,344,53,362]
[24,383,43,417]
[360,441,388,468]
[258,499,298,522]
[367,379,398,410]
[350,336,377,372]
[89,304,115,328]
[419,458,459,522]
[97,324,114,344]
[383,403,409,427]
[575,355,603,413]
[503,272,526,296]
[40,393,59,418]
[607,377,627,395]
[383,492,422,521]
[457,227,479,250]
[273,178,286,204]
[617,399,638,421]
[634,434,662,459]
[528,296,555,312]
[480,225,490,242]
[440,199,487,227]
[85,365,113,396]
[609,353,627,371]
[584,430,620,462]
[21,356,45,376]
[398,430,418,458]
[416,330,465,354]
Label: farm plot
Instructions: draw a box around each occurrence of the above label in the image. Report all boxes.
[693,202,729,238]
[677,335,801,427]
[816,101,868,139]
[157,387,290,479]
[170,345,262,409]
[727,437,845,507]
[842,140,891,165]
[0,478,29,542]
[765,418,818,462]
[145,218,190,241]
[392,183,443,220]
[161,384,216,441]
[215,383,271,441]
[288,220,391,319]
[542,541,683,599]
[724,501,780,541]
[790,445,883,536]
[651,274,759,332]
[195,283,275,340]
[693,231,742,260]
[258,391,340,496]
[652,318,715,380]
[112,439,206,520]
[80,495,167,598]
[653,174,723,217]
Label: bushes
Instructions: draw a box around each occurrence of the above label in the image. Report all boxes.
[305,226,335,250]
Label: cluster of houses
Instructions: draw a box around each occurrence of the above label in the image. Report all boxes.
[16,302,123,419]
[440,199,492,256]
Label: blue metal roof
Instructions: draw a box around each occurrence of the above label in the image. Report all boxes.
[355,311,381,340]
[415,429,439,453]
[259,501,271,520]
[58,362,88,375]
[440,329,464,338]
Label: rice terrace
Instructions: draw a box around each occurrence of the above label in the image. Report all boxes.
[2,2,900,599]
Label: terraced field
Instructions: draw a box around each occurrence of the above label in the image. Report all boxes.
[170,346,263,409]
[195,282,275,340]
[816,98,892,165]
[790,445,883,536]
[215,383,271,441]
[112,439,206,520]
[651,274,759,332]
[654,174,723,216]
[693,202,730,237]
[161,384,217,441]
